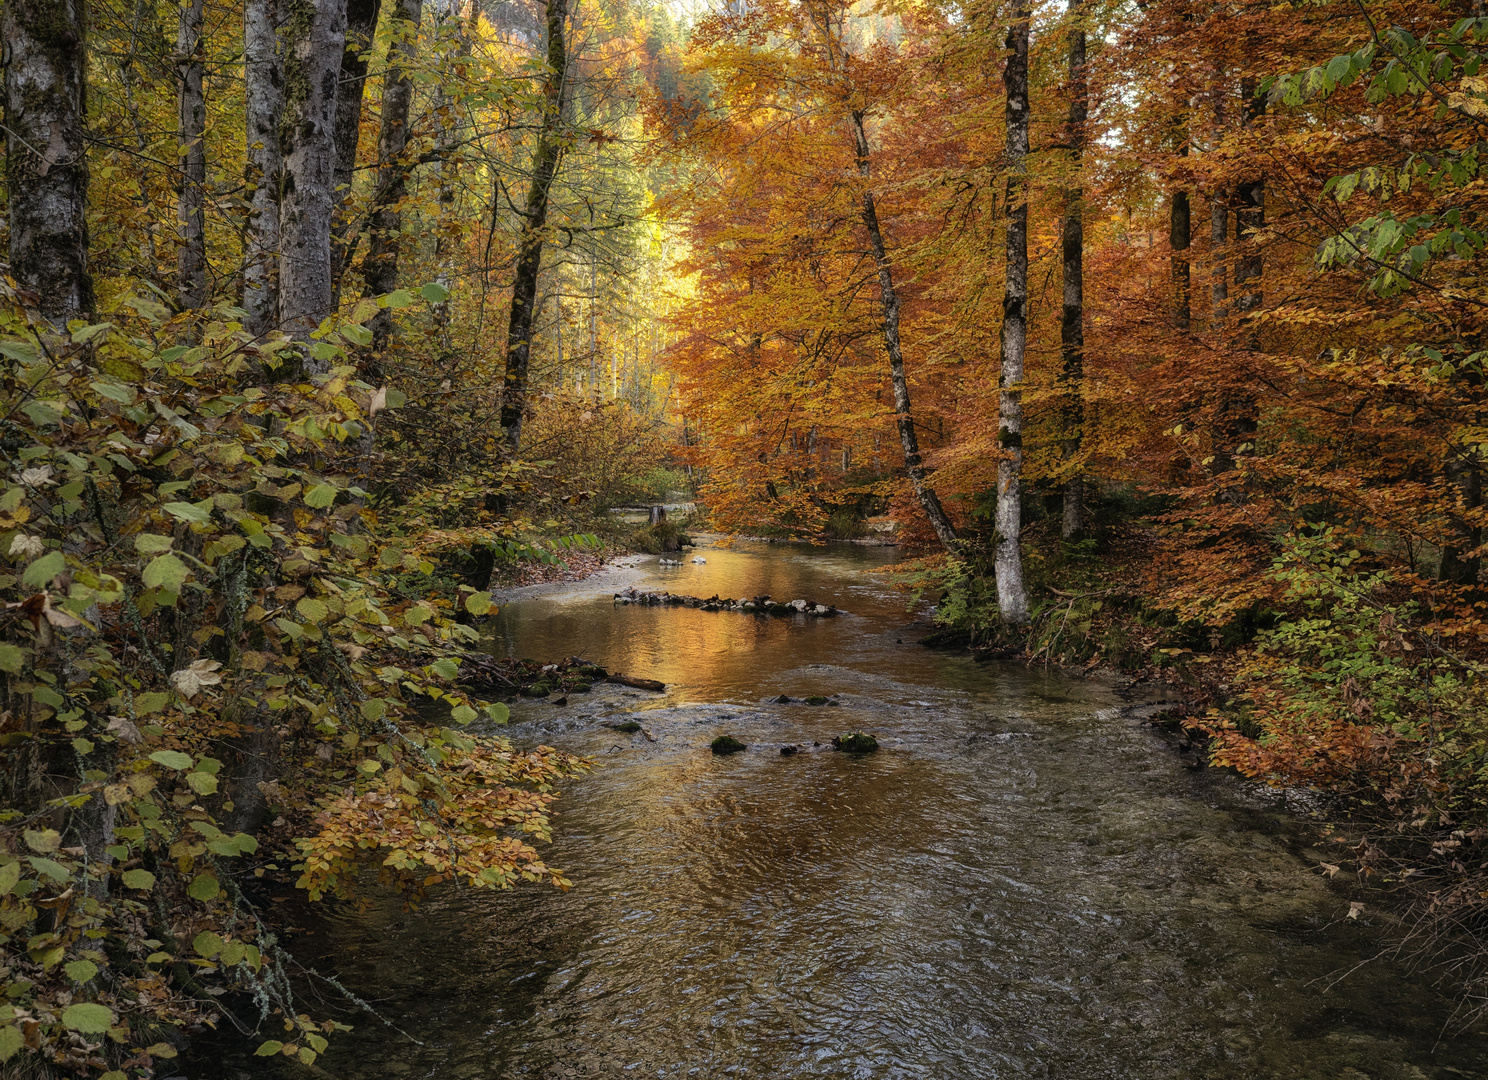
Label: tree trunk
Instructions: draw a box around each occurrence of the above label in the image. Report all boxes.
[243,0,283,336]
[1170,182,1190,330]
[329,0,384,299]
[1060,0,1087,541]
[4,0,95,322]
[1215,83,1264,483]
[176,0,208,308]
[1441,450,1483,586]
[499,0,568,450]
[428,1,471,354]
[848,110,958,551]
[996,1,1031,624]
[278,0,348,340]
[363,0,423,355]
[1210,190,1228,322]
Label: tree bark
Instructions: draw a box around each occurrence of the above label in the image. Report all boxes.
[996,1,1031,624]
[848,110,958,551]
[499,0,568,449]
[363,0,423,354]
[176,0,208,308]
[1060,0,1087,541]
[243,0,283,336]
[1210,190,1228,322]
[329,0,384,298]
[1170,181,1190,330]
[4,0,95,322]
[278,0,348,340]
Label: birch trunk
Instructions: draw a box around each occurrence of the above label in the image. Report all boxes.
[4,0,94,322]
[243,0,282,336]
[363,0,423,355]
[329,0,384,296]
[849,109,958,551]
[499,0,568,449]
[996,2,1031,624]
[278,0,348,340]
[176,0,208,308]
[1060,0,1086,540]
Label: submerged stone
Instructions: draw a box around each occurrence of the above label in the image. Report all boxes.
[804,696,829,706]
[607,721,642,733]
[711,734,746,754]
[774,694,792,704]
[520,683,551,698]
[833,731,879,754]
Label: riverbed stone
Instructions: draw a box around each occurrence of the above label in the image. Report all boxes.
[804,696,829,706]
[833,731,879,753]
[607,721,642,733]
[711,734,746,754]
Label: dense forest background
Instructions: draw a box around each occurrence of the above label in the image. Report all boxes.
[2,0,1488,1068]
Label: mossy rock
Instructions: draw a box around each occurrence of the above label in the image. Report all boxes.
[569,681,592,693]
[804,696,829,706]
[577,664,607,679]
[832,731,878,754]
[607,721,642,733]
[520,683,552,698]
[711,734,746,754]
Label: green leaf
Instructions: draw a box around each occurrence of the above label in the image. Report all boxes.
[465,592,493,616]
[162,500,213,524]
[134,533,174,554]
[0,644,26,675]
[141,553,190,592]
[61,1003,115,1034]
[484,702,510,725]
[192,931,225,958]
[185,771,218,795]
[296,597,329,624]
[148,749,193,771]
[24,828,60,853]
[71,322,113,345]
[21,399,68,426]
[303,483,338,509]
[0,1026,22,1063]
[135,691,171,715]
[64,960,98,983]
[340,323,373,347]
[450,704,477,724]
[99,355,146,382]
[0,862,21,895]
[384,289,415,309]
[22,551,65,588]
[121,868,155,890]
[255,1041,285,1057]
[0,341,39,365]
[28,857,69,882]
[420,282,450,303]
[187,874,219,901]
[430,658,459,680]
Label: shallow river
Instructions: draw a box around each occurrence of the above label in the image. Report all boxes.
[242,540,1488,1079]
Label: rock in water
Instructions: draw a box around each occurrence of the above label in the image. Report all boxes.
[607,721,642,733]
[711,734,746,754]
[804,696,829,706]
[774,694,792,704]
[833,732,879,754]
[780,744,799,756]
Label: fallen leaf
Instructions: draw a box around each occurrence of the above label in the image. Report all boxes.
[170,658,223,699]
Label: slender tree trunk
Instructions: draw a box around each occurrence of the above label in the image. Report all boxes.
[176,0,208,308]
[847,111,958,551]
[278,0,348,340]
[1170,167,1190,330]
[4,0,94,322]
[1440,452,1483,585]
[499,0,568,449]
[428,0,471,354]
[329,0,384,299]
[996,2,1031,624]
[363,0,423,354]
[243,0,283,336]
[1210,190,1228,322]
[1215,82,1264,483]
[1060,0,1087,541]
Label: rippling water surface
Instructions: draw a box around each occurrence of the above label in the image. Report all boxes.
[234,541,1488,1079]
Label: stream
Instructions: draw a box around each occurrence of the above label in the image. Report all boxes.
[234,540,1488,1079]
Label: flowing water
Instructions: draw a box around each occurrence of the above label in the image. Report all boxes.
[234,540,1488,1079]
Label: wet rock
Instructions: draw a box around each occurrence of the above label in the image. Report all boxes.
[780,744,799,756]
[827,699,841,707]
[833,731,879,754]
[520,683,551,698]
[789,599,809,612]
[804,696,829,706]
[774,694,792,704]
[711,734,746,754]
[552,696,568,706]
[607,721,642,734]
[570,681,592,693]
